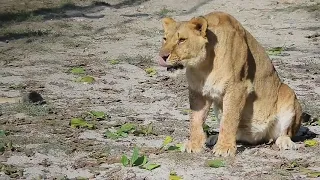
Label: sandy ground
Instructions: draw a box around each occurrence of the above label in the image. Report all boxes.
[0,0,319,179]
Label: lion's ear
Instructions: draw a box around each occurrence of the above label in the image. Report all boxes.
[162,17,176,32]
[189,16,208,37]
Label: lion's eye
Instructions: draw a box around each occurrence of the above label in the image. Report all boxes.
[163,37,167,41]
[178,38,186,43]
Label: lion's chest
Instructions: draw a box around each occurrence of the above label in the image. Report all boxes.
[187,71,224,102]
[202,78,224,101]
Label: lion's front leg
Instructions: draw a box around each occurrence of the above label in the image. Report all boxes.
[212,87,246,157]
[185,89,212,153]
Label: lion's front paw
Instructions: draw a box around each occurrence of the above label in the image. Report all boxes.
[212,143,236,157]
[276,136,297,150]
[185,132,206,153]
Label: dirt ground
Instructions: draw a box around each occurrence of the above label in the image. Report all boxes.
[0,0,319,179]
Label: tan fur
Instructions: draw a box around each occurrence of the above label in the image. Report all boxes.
[159,12,302,157]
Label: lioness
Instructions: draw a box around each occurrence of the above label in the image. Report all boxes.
[158,12,302,157]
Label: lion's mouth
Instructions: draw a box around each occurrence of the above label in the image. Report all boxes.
[158,56,184,72]
[166,64,184,72]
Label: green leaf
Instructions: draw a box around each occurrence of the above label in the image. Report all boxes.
[0,143,5,154]
[180,109,190,115]
[301,168,320,178]
[104,130,119,139]
[130,147,139,167]
[167,143,184,152]
[134,155,148,166]
[119,132,128,138]
[175,143,185,152]
[70,118,95,130]
[6,141,13,151]
[109,59,120,65]
[141,163,161,171]
[121,155,129,167]
[162,136,173,147]
[145,67,157,76]
[169,171,182,180]
[119,123,136,133]
[203,123,210,133]
[307,171,320,178]
[304,139,318,147]
[0,130,7,137]
[89,111,106,119]
[290,161,299,168]
[266,47,283,56]
[70,67,85,74]
[167,145,179,151]
[206,159,225,168]
[76,76,95,84]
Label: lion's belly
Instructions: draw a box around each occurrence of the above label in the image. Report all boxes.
[236,115,278,144]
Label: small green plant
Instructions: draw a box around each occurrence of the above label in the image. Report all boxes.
[104,123,136,139]
[304,139,318,147]
[121,147,160,170]
[161,136,173,149]
[0,130,8,137]
[121,147,147,167]
[70,118,96,130]
[157,7,173,18]
[0,143,5,154]
[0,163,23,178]
[206,159,225,168]
[0,141,14,154]
[87,111,110,120]
[167,143,184,151]
[266,47,284,56]
[109,59,120,65]
[70,67,85,75]
[145,67,157,76]
[285,160,299,171]
[203,123,210,134]
[180,109,191,115]
[75,76,95,84]
[142,163,161,171]
[300,168,320,178]
[105,123,157,139]
[160,136,184,152]
[133,123,157,136]
[169,171,182,180]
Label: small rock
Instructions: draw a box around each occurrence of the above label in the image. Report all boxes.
[14,113,26,120]
[24,149,35,157]
[22,91,46,104]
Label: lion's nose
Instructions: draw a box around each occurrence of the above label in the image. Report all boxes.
[161,55,169,61]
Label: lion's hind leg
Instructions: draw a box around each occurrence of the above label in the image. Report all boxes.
[274,84,302,150]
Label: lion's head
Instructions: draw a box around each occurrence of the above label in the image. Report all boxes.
[158,16,209,71]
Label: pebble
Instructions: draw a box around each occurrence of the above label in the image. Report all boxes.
[14,113,26,120]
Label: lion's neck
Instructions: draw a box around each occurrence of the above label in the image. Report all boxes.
[187,45,212,70]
